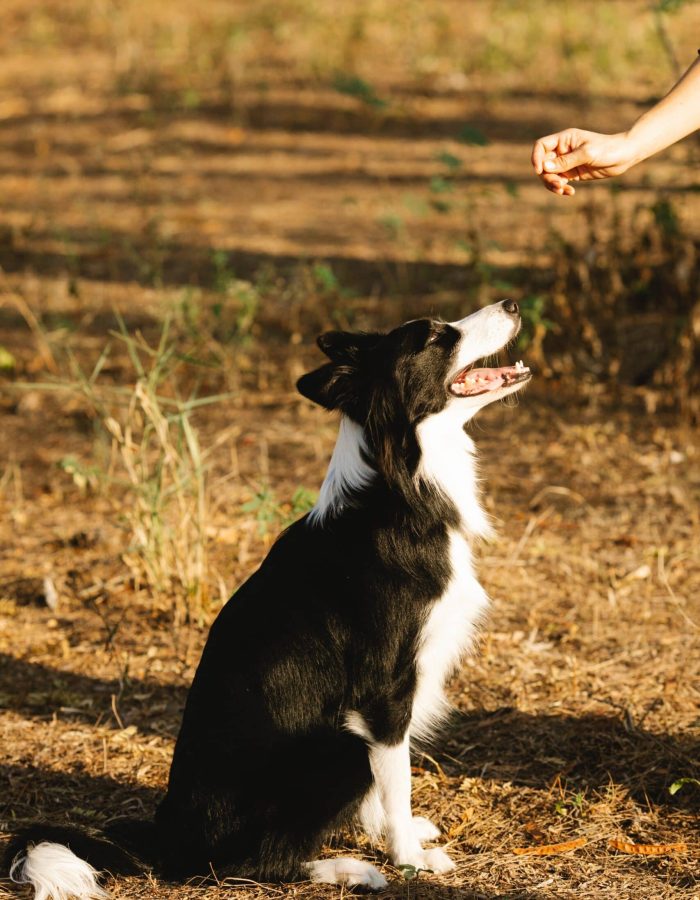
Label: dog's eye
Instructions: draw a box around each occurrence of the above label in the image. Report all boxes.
[426,325,444,346]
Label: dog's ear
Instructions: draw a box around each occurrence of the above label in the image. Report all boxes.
[296,362,364,413]
[296,362,341,410]
[317,330,382,362]
[298,331,384,411]
[317,331,354,361]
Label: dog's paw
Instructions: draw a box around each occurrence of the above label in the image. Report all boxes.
[307,857,388,891]
[395,847,456,876]
[412,816,441,843]
[420,847,455,874]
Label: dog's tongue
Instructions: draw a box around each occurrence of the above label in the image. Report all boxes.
[452,364,529,396]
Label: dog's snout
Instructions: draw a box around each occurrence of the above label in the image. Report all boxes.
[501,299,519,316]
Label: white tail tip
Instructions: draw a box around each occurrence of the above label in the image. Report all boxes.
[10,842,109,900]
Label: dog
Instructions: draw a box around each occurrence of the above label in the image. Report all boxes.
[6,298,531,897]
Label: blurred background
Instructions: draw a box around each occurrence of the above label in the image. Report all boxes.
[0,0,699,403]
[0,4,699,898]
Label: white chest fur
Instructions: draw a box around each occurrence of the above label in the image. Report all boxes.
[410,531,488,742]
[409,400,493,742]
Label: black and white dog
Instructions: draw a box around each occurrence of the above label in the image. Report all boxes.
[7,299,531,897]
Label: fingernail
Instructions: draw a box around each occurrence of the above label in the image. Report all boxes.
[544,161,556,172]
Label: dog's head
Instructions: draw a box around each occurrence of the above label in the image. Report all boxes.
[298,299,531,500]
[298,299,530,421]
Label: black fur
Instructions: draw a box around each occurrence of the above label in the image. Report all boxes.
[4,314,497,889]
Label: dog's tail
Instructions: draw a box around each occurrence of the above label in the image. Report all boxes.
[5,820,158,900]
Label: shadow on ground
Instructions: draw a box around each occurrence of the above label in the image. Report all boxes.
[1,654,698,814]
[0,652,186,739]
[443,707,700,810]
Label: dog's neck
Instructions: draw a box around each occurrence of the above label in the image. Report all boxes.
[415,405,493,540]
[309,412,492,539]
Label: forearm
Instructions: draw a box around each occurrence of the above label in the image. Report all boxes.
[625,55,700,165]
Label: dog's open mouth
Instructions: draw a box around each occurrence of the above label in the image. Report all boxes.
[450,359,531,397]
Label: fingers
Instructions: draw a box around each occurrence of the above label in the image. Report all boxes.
[531,132,564,174]
[532,128,591,197]
[542,173,575,196]
[542,144,591,175]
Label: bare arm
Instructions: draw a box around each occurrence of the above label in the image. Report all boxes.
[532,55,700,196]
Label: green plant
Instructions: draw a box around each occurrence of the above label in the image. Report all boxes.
[398,863,432,899]
[285,487,317,525]
[457,124,489,146]
[555,790,585,817]
[241,485,282,537]
[58,455,100,492]
[212,249,235,294]
[428,150,464,214]
[332,72,388,109]
[241,484,318,536]
[208,252,260,346]
[312,263,340,295]
[670,777,700,795]
[518,295,555,350]
[24,316,228,621]
[0,346,16,369]
[378,213,405,241]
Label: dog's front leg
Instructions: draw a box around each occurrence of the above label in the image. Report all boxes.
[368,735,455,874]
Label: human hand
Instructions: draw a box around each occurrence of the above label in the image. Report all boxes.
[531,129,637,196]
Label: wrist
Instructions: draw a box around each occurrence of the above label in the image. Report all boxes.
[616,129,647,171]
[624,113,674,168]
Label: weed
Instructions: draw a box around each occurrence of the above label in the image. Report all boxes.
[518,296,556,350]
[24,316,229,622]
[209,253,260,346]
[543,195,700,417]
[0,346,16,370]
[312,263,340,295]
[241,485,281,537]
[241,484,317,537]
[398,864,432,900]
[555,790,586,817]
[457,124,489,146]
[669,777,700,795]
[378,213,405,241]
[332,72,388,109]
[58,456,100,493]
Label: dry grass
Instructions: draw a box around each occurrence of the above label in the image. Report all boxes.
[0,388,698,899]
[1,1,699,898]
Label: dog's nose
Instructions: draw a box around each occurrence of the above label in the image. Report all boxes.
[501,299,519,316]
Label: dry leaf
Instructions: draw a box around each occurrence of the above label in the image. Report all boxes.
[608,839,687,855]
[513,837,587,856]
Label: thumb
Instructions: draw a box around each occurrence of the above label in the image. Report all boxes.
[543,145,590,174]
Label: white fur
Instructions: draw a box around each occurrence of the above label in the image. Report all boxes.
[10,842,108,900]
[306,857,388,890]
[357,783,441,844]
[358,786,385,841]
[367,736,455,873]
[344,709,374,742]
[415,408,493,540]
[410,530,489,742]
[412,816,441,842]
[308,416,374,525]
[448,302,521,389]
[369,736,420,864]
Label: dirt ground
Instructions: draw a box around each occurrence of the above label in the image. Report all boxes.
[1,2,700,899]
